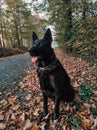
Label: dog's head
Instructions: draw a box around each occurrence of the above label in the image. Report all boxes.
[28,28,53,63]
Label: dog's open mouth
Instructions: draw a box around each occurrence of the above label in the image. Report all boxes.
[32,56,39,63]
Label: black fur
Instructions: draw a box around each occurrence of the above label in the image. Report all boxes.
[28,28,75,120]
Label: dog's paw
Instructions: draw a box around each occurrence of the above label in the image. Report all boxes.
[53,119,58,124]
[41,111,48,118]
[52,113,59,121]
[42,114,49,120]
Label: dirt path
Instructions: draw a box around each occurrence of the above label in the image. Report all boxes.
[0,53,32,91]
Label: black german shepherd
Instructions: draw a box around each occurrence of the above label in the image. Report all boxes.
[28,28,75,120]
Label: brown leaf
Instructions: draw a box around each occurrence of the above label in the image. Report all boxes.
[50,119,58,130]
[32,124,39,130]
[42,114,49,120]
[69,106,74,113]
[81,110,89,116]
[91,117,97,130]
[73,82,80,88]
[33,108,40,117]
[20,112,25,122]
[8,96,17,103]
[0,123,6,129]
[0,114,4,121]
[83,103,91,109]
[82,118,92,129]
[25,94,32,101]
[11,113,16,120]
[11,104,20,111]
[63,125,67,130]
[23,119,32,130]
[2,100,8,107]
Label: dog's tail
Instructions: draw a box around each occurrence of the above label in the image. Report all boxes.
[63,85,75,102]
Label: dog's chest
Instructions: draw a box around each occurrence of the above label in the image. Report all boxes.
[39,74,56,98]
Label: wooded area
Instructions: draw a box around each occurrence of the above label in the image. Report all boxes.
[32,0,97,65]
[0,0,97,63]
[0,0,47,48]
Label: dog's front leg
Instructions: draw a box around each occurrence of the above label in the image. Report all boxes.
[53,95,60,120]
[43,92,48,117]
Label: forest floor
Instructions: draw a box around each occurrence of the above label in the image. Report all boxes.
[0,48,97,130]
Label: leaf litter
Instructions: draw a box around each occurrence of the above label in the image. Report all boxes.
[0,49,97,130]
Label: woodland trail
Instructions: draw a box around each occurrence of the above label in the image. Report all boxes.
[0,53,32,91]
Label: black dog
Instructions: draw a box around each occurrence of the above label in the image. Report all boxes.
[28,28,75,120]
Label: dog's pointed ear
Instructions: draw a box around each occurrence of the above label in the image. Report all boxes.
[32,32,38,42]
[44,28,52,43]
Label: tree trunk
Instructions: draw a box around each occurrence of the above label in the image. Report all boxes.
[63,0,72,41]
[19,25,23,48]
[82,0,87,20]
[1,19,6,47]
[15,19,21,48]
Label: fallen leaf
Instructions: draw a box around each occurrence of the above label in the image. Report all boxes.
[91,117,97,129]
[42,114,49,120]
[83,103,91,109]
[5,112,10,122]
[0,123,6,129]
[33,108,39,117]
[63,125,67,130]
[11,104,20,111]
[73,82,80,88]
[25,94,32,100]
[8,96,17,103]
[11,113,16,120]
[50,119,58,130]
[20,112,25,122]
[80,110,89,116]
[0,114,4,121]
[32,124,39,130]
[82,118,92,129]
[0,92,2,95]
[23,119,32,130]
[2,100,8,107]
[53,119,58,124]
[93,91,97,95]
[69,106,74,113]
[82,71,86,75]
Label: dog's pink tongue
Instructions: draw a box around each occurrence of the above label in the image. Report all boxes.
[32,57,38,63]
